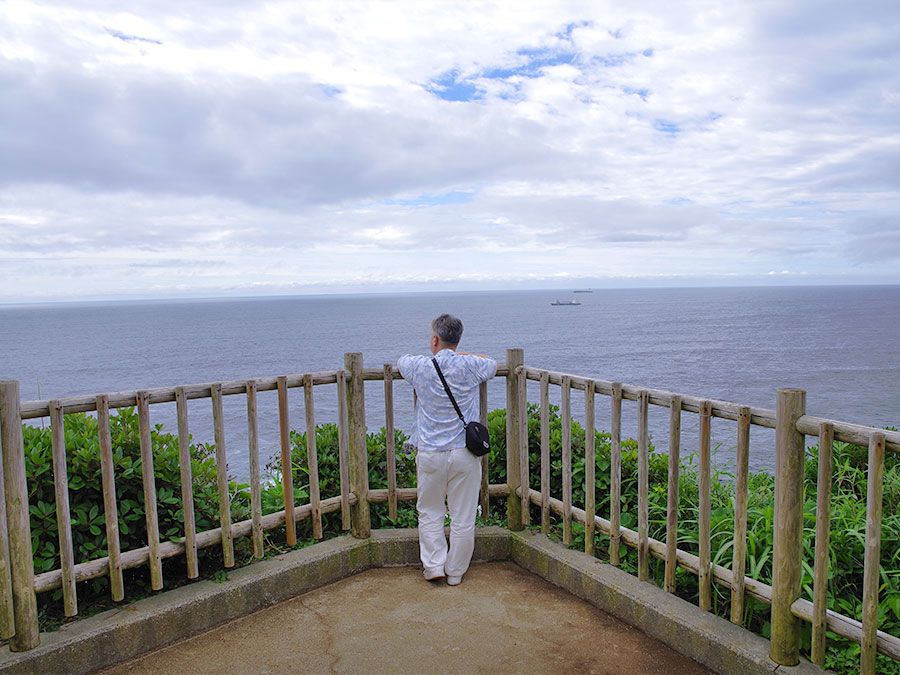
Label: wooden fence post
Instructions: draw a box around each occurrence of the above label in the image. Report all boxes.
[0,426,13,639]
[345,353,370,538]
[770,388,806,666]
[637,390,650,582]
[861,431,885,675]
[277,376,297,547]
[506,349,524,531]
[0,381,39,651]
[698,400,712,610]
[609,382,623,566]
[664,394,681,593]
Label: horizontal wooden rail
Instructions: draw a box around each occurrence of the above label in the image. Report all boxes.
[791,597,900,662]
[10,353,899,671]
[521,487,900,661]
[519,366,777,429]
[520,365,900,453]
[798,414,900,454]
[32,480,511,594]
[22,365,899,454]
[19,371,343,419]
[33,494,357,593]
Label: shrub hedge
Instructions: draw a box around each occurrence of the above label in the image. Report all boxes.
[17,405,900,673]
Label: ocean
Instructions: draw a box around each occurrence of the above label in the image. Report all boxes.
[2,286,898,479]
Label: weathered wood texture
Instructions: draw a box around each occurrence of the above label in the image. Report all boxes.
[730,406,750,624]
[277,376,296,547]
[137,391,163,590]
[522,486,900,661]
[584,380,596,556]
[384,365,398,521]
[34,493,357,592]
[517,369,529,526]
[861,431,885,675]
[336,370,351,531]
[303,374,323,540]
[811,422,833,665]
[246,381,264,558]
[96,395,124,601]
[479,381,489,517]
[664,394,681,593]
[505,349,524,531]
[698,400,712,611]
[539,371,550,535]
[175,387,198,579]
[345,353,370,538]
[770,388,807,666]
[211,384,234,567]
[19,372,343,419]
[0,381,39,650]
[29,485,511,596]
[637,390,650,581]
[561,376,573,547]
[20,365,900,453]
[15,357,900,666]
[49,401,77,616]
[519,365,900,454]
[609,382,622,566]
[0,415,13,639]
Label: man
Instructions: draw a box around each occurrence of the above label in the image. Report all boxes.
[398,314,497,586]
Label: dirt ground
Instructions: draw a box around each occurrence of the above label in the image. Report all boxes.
[102,561,710,674]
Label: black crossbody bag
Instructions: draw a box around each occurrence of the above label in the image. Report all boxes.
[431,358,491,457]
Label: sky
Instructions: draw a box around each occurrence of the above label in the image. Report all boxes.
[1,0,899,303]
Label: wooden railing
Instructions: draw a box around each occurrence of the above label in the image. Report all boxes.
[1,348,898,674]
[505,347,900,675]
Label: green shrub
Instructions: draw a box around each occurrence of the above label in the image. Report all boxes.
[486,404,899,675]
[18,405,899,674]
[264,422,418,534]
[23,408,249,603]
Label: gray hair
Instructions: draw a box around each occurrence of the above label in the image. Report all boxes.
[431,313,463,346]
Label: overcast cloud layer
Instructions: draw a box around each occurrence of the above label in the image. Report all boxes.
[2,0,899,302]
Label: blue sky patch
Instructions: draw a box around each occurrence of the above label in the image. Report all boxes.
[482,47,577,80]
[426,69,483,102]
[623,86,650,101]
[106,28,162,45]
[654,119,680,135]
[427,44,581,101]
[319,84,342,98]
[591,53,633,68]
[384,191,474,208]
[556,21,590,40]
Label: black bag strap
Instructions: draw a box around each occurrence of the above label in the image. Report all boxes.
[432,358,467,424]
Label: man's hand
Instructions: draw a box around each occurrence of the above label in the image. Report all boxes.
[457,351,489,358]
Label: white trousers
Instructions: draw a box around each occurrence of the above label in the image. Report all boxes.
[416,447,482,579]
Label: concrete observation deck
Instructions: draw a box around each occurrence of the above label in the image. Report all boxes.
[104,562,706,674]
[0,528,825,674]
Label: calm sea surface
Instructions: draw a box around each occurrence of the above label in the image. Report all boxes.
[2,286,898,479]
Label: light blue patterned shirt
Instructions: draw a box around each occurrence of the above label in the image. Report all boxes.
[398,349,498,452]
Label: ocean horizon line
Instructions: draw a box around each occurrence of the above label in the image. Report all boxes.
[3,280,900,310]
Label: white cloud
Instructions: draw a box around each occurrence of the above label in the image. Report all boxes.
[1,0,899,302]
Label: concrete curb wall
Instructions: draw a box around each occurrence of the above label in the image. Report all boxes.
[508,530,825,674]
[0,527,825,674]
[0,528,510,674]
